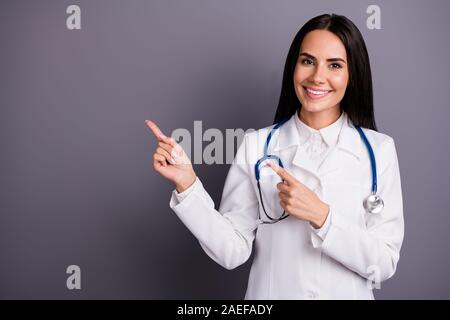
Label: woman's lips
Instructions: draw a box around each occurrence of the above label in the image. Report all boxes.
[303,86,332,100]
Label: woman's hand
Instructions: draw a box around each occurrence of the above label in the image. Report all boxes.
[268,161,329,229]
[145,119,197,193]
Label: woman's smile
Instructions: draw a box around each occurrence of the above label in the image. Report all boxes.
[302,86,333,100]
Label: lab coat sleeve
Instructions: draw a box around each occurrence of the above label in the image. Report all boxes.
[312,137,404,282]
[171,177,198,205]
[169,134,260,270]
[310,208,332,240]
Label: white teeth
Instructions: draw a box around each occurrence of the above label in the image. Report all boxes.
[306,88,330,95]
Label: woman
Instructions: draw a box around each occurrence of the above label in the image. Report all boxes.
[145,14,404,299]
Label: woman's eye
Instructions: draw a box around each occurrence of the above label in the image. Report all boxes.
[330,63,342,70]
[301,58,313,65]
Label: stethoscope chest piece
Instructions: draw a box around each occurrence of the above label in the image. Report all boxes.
[363,192,384,214]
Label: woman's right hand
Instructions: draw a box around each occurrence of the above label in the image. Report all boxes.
[145,119,197,193]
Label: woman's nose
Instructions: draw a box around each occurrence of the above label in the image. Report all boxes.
[310,64,327,85]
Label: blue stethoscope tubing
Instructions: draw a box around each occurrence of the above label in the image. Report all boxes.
[254,118,290,223]
[255,116,384,224]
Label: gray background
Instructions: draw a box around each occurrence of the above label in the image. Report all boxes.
[0,0,449,299]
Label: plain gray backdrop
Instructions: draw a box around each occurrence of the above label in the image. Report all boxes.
[1,0,449,299]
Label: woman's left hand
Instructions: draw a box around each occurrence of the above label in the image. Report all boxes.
[268,161,330,229]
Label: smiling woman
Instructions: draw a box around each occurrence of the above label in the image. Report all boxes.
[294,30,349,128]
[146,13,404,300]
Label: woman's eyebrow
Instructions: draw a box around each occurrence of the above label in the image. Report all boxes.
[299,52,347,64]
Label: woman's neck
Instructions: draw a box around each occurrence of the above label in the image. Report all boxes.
[298,107,342,130]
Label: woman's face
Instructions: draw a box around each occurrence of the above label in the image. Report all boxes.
[293,29,349,115]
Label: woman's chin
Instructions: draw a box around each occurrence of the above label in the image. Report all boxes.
[301,103,329,113]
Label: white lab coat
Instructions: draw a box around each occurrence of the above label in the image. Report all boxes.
[169,112,404,300]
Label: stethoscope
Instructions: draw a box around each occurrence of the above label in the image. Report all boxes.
[254,116,384,224]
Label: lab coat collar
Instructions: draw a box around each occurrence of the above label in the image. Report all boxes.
[271,111,364,179]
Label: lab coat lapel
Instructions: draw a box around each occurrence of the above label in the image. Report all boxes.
[271,112,364,182]
[318,114,364,177]
[271,115,321,182]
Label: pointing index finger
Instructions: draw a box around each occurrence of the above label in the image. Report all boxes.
[268,160,296,185]
[145,119,166,140]
[145,119,176,146]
